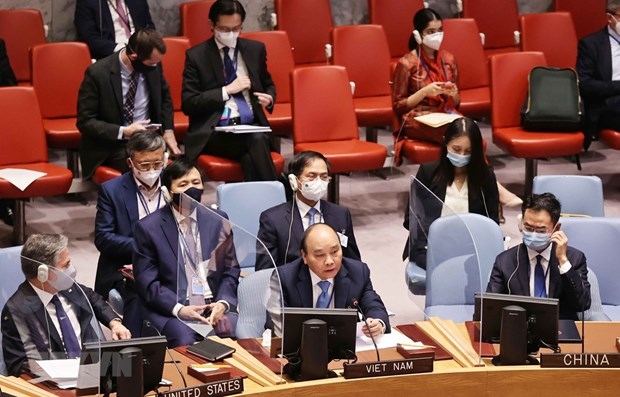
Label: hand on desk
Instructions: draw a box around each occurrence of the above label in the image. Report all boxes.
[178,305,210,324]
[362,318,384,338]
[109,319,132,340]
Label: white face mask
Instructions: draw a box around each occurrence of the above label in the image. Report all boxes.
[422,31,444,51]
[133,168,162,188]
[299,178,329,202]
[48,264,77,291]
[215,30,240,48]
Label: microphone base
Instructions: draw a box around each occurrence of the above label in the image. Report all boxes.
[342,357,434,379]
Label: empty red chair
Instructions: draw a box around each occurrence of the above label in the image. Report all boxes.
[490,52,584,195]
[180,0,216,47]
[31,42,92,177]
[0,87,73,244]
[0,9,46,84]
[292,66,387,203]
[519,12,578,69]
[441,18,490,119]
[274,0,332,66]
[462,0,519,57]
[369,0,425,63]
[162,36,191,144]
[556,0,607,39]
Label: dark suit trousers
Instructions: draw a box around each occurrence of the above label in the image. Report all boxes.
[202,131,277,181]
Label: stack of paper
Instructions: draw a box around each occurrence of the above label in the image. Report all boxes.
[214,125,272,134]
[355,326,419,352]
[30,359,79,389]
[414,112,463,128]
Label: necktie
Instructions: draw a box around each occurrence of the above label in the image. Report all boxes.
[534,255,547,298]
[50,295,81,359]
[308,207,318,227]
[222,47,254,124]
[123,71,138,126]
[115,0,131,37]
[315,280,331,308]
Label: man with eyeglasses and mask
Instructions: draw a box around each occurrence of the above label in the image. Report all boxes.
[77,28,181,180]
[255,151,361,270]
[181,0,278,181]
[487,193,591,320]
[93,131,167,336]
[577,0,620,149]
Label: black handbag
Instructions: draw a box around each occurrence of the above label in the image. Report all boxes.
[521,66,583,132]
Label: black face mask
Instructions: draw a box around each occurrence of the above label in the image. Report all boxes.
[130,57,157,74]
[172,187,204,206]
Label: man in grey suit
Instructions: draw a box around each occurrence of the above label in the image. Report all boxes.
[181,0,277,181]
[77,28,180,179]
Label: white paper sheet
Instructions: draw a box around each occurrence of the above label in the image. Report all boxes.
[0,168,47,191]
[214,125,272,134]
[414,112,463,128]
[30,358,80,389]
[355,325,425,352]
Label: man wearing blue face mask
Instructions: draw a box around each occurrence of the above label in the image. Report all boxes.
[255,151,361,270]
[2,234,131,376]
[133,157,240,347]
[487,193,591,320]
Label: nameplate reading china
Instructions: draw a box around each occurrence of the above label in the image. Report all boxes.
[540,353,620,368]
[159,377,244,397]
[342,357,433,379]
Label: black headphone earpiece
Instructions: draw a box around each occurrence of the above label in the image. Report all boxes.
[37,264,49,283]
[288,174,298,192]
[413,30,422,45]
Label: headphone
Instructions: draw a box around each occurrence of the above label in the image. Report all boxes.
[37,264,49,283]
[288,174,299,192]
[413,30,422,45]
[163,151,169,165]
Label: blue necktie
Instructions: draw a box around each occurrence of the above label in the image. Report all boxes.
[316,280,331,308]
[308,207,318,226]
[534,255,547,298]
[222,47,254,124]
[50,295,81,359]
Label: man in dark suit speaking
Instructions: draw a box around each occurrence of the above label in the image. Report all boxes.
[1,234,131,376]
[256,151,361,270]
[270,224,389,338]
[487,193,591,320]
[181,0,277,181]
[77,28,180,179]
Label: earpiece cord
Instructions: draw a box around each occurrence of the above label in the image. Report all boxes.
[283,196,296,267]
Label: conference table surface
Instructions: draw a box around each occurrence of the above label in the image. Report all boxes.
[16,321,620,396]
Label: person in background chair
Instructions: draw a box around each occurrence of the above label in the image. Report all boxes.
[487,193,591,320]
[1,234,130,376]
[256,151,361,270]
[94,131,167,336]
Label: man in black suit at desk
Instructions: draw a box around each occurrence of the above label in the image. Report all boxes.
[487,193,591,320]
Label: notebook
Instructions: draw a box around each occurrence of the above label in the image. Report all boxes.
[187,339,236,362]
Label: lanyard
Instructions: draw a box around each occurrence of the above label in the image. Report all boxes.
[106,0,132,31]
[610,33,620,47]
[137,189,162,216]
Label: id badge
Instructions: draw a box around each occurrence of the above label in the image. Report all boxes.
[337,231,348,248]
[191,275,204,296]
[219,106,231,123]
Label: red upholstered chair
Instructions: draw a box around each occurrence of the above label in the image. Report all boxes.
[291,66,387,203]
[241,31,295,151]
[162,36,190,144]
[441,18,490,120]
[180,0,216,47]
[330,24,393,142]
[555,0,607,39]
[196,153,285,183]
[519,12,578,69]
[31,42,91,177]
[0,8,46,85]
[368,0,425,63]
[462,0,520,58]
[0,87,73,244]
[92,166,122,186]
[490,52,584,196]
[274,0,332,66]
[600,129,620,150]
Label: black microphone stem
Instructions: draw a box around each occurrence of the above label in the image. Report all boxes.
[144,321,187,388]
[352,299,380,362]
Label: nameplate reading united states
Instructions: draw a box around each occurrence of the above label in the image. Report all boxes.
[540,353,620,368]
[159,377,244,397]
[342,357,433,379]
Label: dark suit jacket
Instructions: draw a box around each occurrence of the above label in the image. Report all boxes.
[255,199,361,270]
[405,161,499,268]
[1,281,116,376]
[181,37,276,163]
[577,27,620,137]
[132,205,240,333]
[74,0,154,60]
[486,243,591,320]
[76,51,173,178]
[94,172,140,298]
[275,258,390,332]
[0,38,17,86]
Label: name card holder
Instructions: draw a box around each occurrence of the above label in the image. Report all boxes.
[540,353,620,368]
[342,355,434,380]
[159,376,244,397]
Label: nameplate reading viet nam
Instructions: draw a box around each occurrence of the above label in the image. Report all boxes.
[158,377,243,397]
[214,125,272,134]
[540,353,620,368]
[342,357,433,379]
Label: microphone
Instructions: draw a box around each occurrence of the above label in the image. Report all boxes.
[351,299,380,362]
[143,320,187,388]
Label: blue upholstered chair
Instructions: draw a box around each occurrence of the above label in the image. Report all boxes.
[560,217,620,320]
[216,182,286,272]
[0,245,24,375]
[236,268,273,338]
[578,269,610,321]
[532,175,604,217]
[424,214,504,322]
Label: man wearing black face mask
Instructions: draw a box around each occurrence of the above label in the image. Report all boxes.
[133,157,240,347]
[77,28,181,179]
[487,193,591,320]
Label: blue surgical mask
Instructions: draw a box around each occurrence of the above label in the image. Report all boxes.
[446,151,471,168]
[522,231,551,251]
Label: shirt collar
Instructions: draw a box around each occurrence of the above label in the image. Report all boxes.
[28,281,55,307]
[172,206,198,225]
[308,268,334,287]
[295,195,321,217]
[526,243,552,264]
[119,49,133,77]
[133,174,162,196]
[608,25,620,43]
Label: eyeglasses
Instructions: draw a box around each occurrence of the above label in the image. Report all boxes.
[521,222,553,234]
[214,25,243,33]
[301,175,332,183]
[132,160,165,172]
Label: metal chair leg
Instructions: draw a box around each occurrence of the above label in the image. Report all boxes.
[13,199,26,245]
[327,174,340,205]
